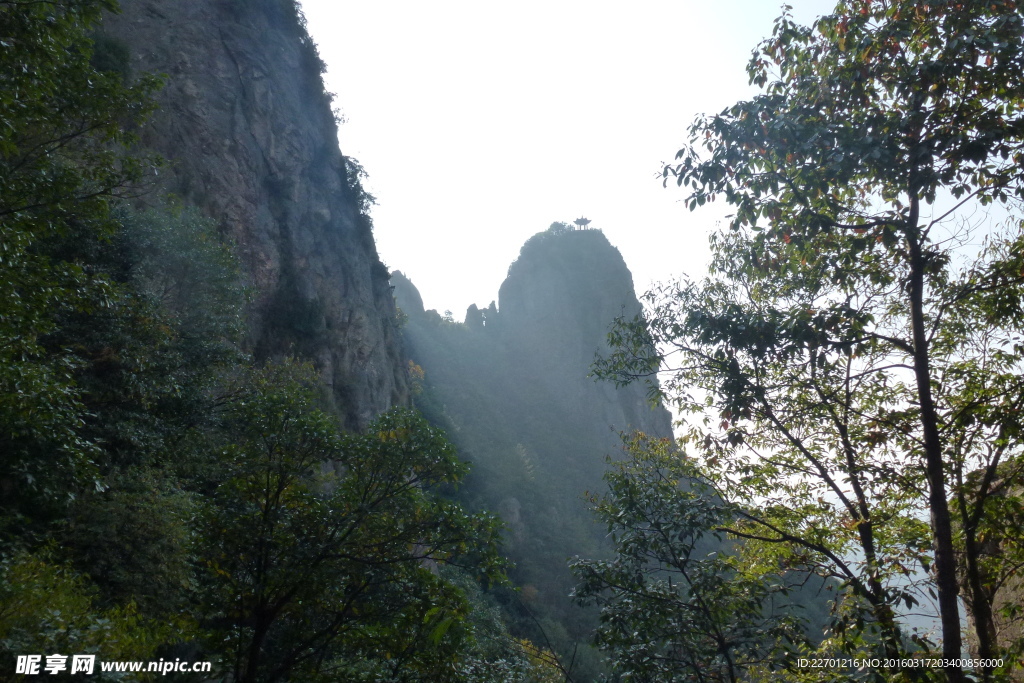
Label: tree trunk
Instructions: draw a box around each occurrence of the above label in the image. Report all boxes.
[963,524,998,681]
[907,224,965,683]
[242,613,272,683]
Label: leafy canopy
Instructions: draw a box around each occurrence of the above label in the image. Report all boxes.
[571,434,807,683]
[598,1,1024,681]
[668,0,1024,225]
[199,363,508,683]
[0,0,160,501]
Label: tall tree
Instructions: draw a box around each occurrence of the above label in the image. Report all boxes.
[0,0,159,505]
[598,1,1024,681]
[571,434,806,683]
[198,364,507,683]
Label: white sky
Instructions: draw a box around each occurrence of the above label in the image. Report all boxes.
[299,0,839,317]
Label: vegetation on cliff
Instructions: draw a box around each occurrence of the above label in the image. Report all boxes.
[7,1,1024,681]
[0,3,557,681]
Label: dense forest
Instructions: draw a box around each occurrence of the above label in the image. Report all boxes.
[3,0,1024,682]
[0,1,555,681]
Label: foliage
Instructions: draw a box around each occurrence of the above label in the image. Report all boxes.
[122,205,247,356]
[0,12,246,653]
[62,472,196,616]
[89,33,131,82]
[439,567,565,683]
[45,205,247,479]
[509,221,613,277]
[0,4,530,681]
[26,204,247,622]
[0,549,184,677]
[401,297,613,680]
[343,155,377,215]
[598,1,1024,680]
[396,226,675,681]
[197,363,507,683]
[0,0,160,503]
[572,434,807,683]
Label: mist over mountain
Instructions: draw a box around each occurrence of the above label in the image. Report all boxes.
[393,223,674,675]
[6,0,924,678]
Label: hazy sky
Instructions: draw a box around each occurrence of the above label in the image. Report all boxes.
[299,1,838,317]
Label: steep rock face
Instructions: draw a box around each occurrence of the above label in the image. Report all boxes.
[395,226,673,481]
[390,270,425,317]
[103,0,408,429]
[497,227,672,439]
[392,226,672,671]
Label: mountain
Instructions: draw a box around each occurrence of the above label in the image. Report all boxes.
[393,223,674,676]
[497,225,672,439]
[101,0,408,429]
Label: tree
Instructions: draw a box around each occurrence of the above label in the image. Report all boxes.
[197,363,506,683]
[25,203,247,622]
[4,7,528,681]
[0,0,159,505]
[598,1,1024,681]
[571,434,806,683]
[0,550,178,672]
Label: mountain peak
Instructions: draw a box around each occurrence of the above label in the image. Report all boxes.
[498,224,640,368]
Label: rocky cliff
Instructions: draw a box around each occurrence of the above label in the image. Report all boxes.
[392,224,672,675]
[394,225,673,495]
[102,0,408,429]
[497,226,673,440]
